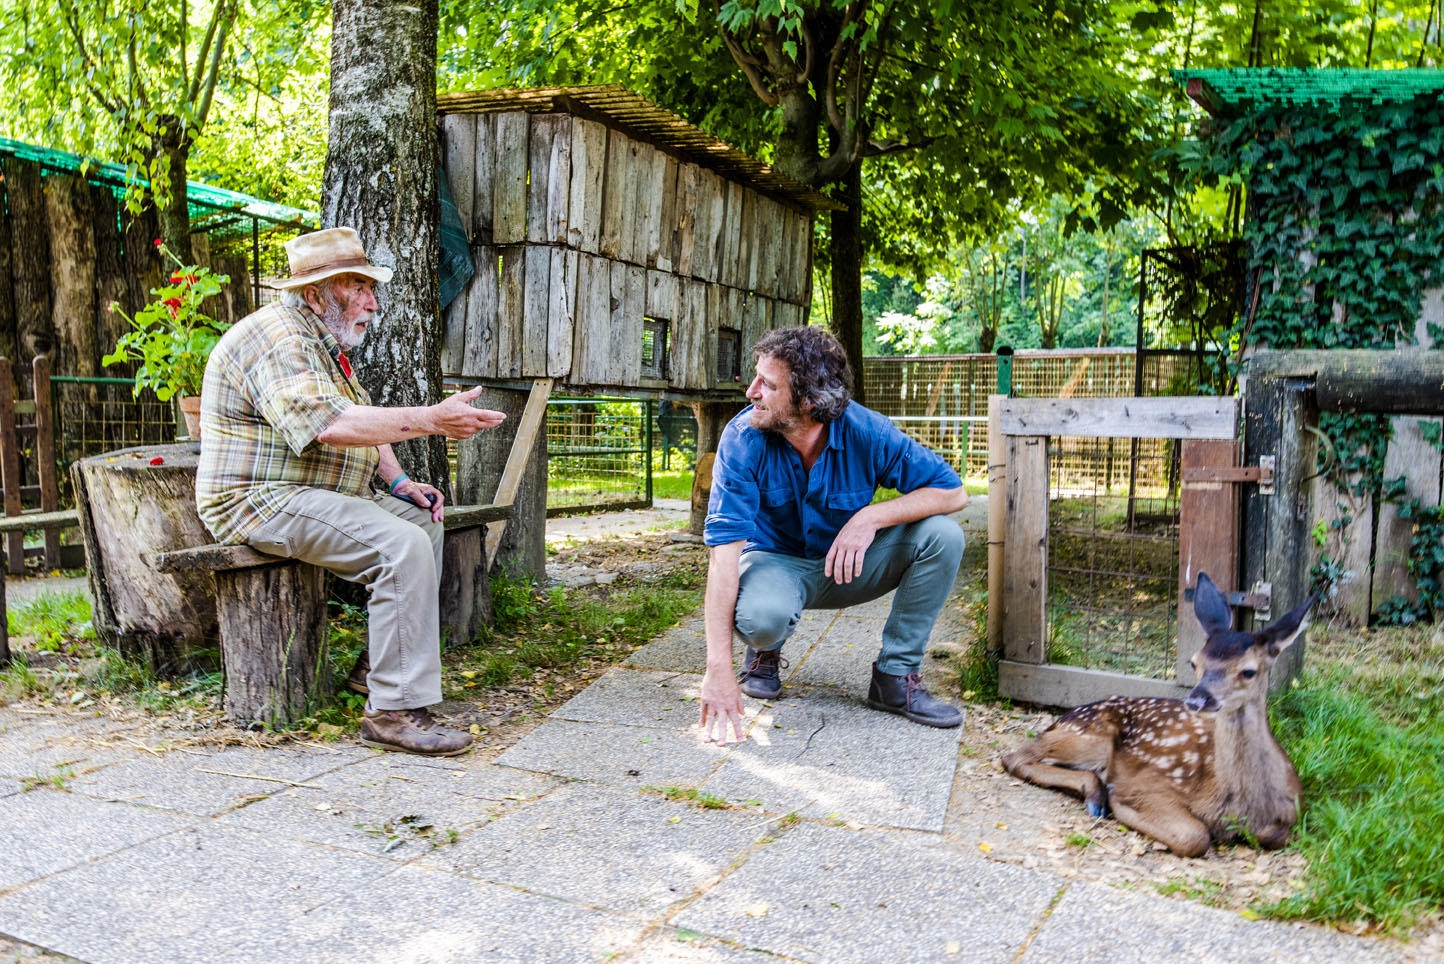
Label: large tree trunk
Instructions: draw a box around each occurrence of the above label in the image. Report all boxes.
[151,116,194,263]
[322,0,449,493]
[829,164,866,404]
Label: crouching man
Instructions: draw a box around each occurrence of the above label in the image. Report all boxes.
[196,227,505,756]
[699,327,968,744]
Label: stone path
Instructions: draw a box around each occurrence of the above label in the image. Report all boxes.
[0,500,1423,963]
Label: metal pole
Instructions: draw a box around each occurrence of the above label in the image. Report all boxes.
[996,346,1014,396]
[644,399,654,506]
[252,218,261,308]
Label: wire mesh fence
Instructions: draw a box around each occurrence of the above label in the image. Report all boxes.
[50,377,178,503]
[545,397,653,514]
[1046,435,1182,680]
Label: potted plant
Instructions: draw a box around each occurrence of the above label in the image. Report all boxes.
[104,241,232,439]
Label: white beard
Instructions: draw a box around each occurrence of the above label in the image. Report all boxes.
[322,300,374,350]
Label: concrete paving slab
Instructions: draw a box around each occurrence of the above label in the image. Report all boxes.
[0,790,195,889]
[0,716,127,780]
[423,782,769,918]
[673,822,1061,964]
[346,753,564,803]
[218,754,522,860]
[496,718,731,787]
[1019,881,1408,964]
[67,744,366,817]
[623,611,834,675]
[550,668,765,729]
[225,864,645,963]
[0,823,390,964]
[788,620,886,695]
[700,694,962,831]
[625,930,790,962]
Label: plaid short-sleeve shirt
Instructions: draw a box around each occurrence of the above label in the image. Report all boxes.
[196,302,379,544]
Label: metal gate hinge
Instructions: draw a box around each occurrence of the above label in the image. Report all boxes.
[1181,456,1274,494]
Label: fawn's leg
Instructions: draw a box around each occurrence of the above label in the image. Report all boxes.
[1109,796,1212,858]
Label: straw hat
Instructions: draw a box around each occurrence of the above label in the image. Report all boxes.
[267,227,394,289]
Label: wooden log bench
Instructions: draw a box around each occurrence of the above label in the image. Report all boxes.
[155,502,513,725]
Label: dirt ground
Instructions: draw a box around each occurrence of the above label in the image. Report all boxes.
[2,522,1440,958]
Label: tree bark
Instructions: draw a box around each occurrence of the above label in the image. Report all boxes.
[322,0,449,494]
[151,116,194,263]
[828,164,866,403]
[7,159,54,397]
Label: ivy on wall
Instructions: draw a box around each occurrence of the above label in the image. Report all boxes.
[1196,96,1444,618]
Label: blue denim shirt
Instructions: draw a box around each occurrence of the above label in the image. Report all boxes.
[704,401,962,558]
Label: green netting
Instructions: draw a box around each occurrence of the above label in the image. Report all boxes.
[1174,68,1444,116]
[0,135,318,240]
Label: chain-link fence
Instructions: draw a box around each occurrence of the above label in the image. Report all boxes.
[545,397,653,514]
[49,376,176,503]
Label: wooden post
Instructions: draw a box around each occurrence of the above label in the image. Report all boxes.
[33,356,60,569]
[0,359,22,573]
[484,378,552,569]
[1242,373,1317,690]
[986,395,1006,654]
[1002,435,1048,666]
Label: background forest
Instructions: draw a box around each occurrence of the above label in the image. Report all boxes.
[1,0,1441,354]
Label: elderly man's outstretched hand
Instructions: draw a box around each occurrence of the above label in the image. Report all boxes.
[431,386,506,439]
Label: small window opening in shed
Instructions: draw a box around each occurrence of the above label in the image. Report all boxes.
[717,328,742,382]
[641,318,670,380]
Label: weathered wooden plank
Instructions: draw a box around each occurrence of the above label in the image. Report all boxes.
[472,113,496,243]
[492,112,529,244]
[522,245,551,376]
[526,114,557,245]
[1248,349,1444,415]
[645,269,679,322]
[1003,435,1048,665]
[741,291,766,367]
[566,118,606,254]
[775,206,794,301]
[621,264,646,386]
[1314,473,1373,626]
[571,253,612,385]
[484,378,553,568]
[986,395,1006,654]
[675,162,699,276]
[496,247,526,378]
[668,278,694,389]
[698,170,727,282]
[547,247,578,379]
[1178,439,1240,686]
[600,127,631,260]
[656,155,679,273]
[745,193,766,291]
[999,396,1239,440]
[1373,427,1444,611]
[0,359,23,572]
[630,142,659,268]
[763,196,787,298]
[460,245,499,378]
[998,660,1191,707]
[441,113,476,235]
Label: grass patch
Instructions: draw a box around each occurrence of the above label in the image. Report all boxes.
[446,566,704,698]
[1156,876,1227,907]
[1259,629,1444,933]
[651,469,694,501]
[8,590,93,652]
[647,785,731,809]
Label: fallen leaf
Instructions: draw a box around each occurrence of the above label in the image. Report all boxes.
[995,822,1008,830]
[978,842,992,853]
[945,941,961,955]
[667,815,682,824]
[469,724,481,735]
[744,902,769,917]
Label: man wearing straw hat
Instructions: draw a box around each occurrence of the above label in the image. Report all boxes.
[197,227,505,756]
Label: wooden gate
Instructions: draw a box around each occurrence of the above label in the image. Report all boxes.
[993,395,1259,707]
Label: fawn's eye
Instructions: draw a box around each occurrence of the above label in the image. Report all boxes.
[1239,668,1257,680]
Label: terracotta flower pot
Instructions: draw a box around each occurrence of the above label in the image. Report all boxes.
[178,395,202,440]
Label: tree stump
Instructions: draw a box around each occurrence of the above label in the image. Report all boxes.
[70,443,217,671]
[216,560,330,725]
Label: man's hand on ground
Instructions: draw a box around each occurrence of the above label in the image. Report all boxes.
[824,511,879,584]
[430,386,507,439]
[699,667,747,744]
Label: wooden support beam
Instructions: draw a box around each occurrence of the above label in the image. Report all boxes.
[1247,349,1444,415]
[485,378,553,568]
[999,396,1239,440]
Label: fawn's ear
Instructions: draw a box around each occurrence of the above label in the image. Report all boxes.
[1193,572,1233,636]
[1258,594,1316,657]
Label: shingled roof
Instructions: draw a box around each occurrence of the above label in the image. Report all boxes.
[1176,68,1444,117]
[437,85,844,213]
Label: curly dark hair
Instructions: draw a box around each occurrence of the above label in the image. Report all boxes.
[752,326,853,422]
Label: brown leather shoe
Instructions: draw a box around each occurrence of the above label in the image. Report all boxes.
[346,650,370,695]
[359,705,474,757]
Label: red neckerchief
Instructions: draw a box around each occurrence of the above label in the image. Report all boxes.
[337,352,353,380]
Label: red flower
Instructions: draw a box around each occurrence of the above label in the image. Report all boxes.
[163,296,183,317]
[153,238,163,247]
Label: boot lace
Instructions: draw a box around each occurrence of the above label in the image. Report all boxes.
[740,649,788,682]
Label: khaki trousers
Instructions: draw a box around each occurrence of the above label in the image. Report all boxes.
[246,488,444,710]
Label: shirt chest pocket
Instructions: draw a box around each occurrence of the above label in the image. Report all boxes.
[826,487,875,513]
[759,485,793,508]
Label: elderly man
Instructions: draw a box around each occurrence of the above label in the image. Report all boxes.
[699,326,968,744]
[197,227,504,756]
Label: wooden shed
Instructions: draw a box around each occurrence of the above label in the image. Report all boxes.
[435,85,841,395]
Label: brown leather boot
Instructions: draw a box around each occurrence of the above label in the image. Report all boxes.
[359,705,474,757]
[345,650,370,695]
